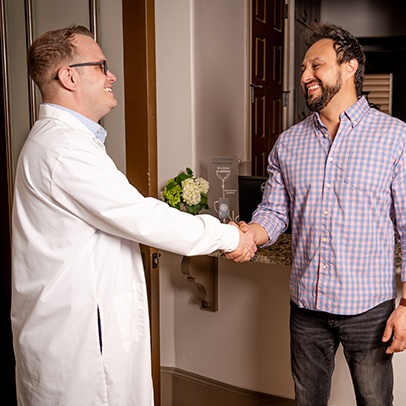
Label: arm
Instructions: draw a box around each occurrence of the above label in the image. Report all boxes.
[51,138,254,257]
[383,128,406,353]
[382,282,406,354]
[226,137,291,262]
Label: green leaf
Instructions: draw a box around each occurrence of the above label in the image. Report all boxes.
[165,181,177,190]
[185,204,199,215]
[175,172,191,183]
[200,193,208,205]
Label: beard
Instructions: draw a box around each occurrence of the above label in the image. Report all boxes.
[305,73,342,112]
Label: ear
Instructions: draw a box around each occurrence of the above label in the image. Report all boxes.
[345,58,358,78]
[56,67,78,92]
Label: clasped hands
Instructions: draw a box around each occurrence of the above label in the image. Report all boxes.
[225,221,258,263]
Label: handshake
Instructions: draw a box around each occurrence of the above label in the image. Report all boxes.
[225,221,268,263]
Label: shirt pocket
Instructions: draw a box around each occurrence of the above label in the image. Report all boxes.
[114,283,146,353]
[340,149,391,193]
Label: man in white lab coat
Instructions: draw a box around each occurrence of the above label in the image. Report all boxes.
[11,25,256,406]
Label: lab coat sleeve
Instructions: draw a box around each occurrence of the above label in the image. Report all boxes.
[51,142,239,256]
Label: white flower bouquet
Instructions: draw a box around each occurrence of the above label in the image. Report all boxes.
[161,167,209,215]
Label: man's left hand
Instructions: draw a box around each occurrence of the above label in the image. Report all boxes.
[382,304,406,354]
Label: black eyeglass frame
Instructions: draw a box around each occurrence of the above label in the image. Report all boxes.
[54,60,108,80]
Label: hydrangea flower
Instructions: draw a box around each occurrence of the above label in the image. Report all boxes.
[182,178,202,206]
[161,168,209,215]
[161,182,182,208]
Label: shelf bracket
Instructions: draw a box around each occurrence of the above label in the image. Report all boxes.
[181,255,218,312]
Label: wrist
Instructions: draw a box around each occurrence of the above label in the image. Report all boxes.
[399,298,406,307]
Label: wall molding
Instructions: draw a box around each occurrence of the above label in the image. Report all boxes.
[161,367,295,406]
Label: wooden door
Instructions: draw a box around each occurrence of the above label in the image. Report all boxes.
[122,1,161,405]
[251,0,284,176]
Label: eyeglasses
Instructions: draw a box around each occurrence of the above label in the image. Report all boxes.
[54,60,108,80]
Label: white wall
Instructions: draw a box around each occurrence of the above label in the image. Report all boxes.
[193,0,250,178]
[155,0,196,186]
[155,0,196,366]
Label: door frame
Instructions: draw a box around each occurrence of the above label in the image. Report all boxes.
[122,0,161,404]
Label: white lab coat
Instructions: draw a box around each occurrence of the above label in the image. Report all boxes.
[11,105,239,406]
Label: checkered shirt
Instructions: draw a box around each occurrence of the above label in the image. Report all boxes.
[252,96,406,315]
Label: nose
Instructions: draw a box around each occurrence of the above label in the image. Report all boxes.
[301,66,312,85]
[107,69,117,82]
[300,67,314,92]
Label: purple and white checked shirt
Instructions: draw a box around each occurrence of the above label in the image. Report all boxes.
[252,96,406,315]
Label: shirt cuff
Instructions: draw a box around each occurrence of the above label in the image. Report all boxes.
[220,223,240,252]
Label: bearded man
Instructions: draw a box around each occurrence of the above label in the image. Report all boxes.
[228,22,406,406]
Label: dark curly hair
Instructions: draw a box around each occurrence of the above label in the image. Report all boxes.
[304,22,366,94]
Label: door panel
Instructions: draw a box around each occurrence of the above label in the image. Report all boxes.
[251,0,284,176]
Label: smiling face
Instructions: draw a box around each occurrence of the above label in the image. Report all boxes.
[71,34,117,122]
[301,38,344,113]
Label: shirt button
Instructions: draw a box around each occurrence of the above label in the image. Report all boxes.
[323,210,329,215]
[326,183,331,188]
[322,237,327,243]
[329,157,334,162]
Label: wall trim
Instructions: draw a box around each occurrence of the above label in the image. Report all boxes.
[161,367,295,406]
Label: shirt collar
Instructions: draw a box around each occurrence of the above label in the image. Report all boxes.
[341,96,370,128]
[312,96,370,130]
[45,103,107,144]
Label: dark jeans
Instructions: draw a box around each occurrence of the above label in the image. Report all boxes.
[290,299,395,406]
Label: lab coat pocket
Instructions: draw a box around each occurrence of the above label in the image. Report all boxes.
[114,283,146,353]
